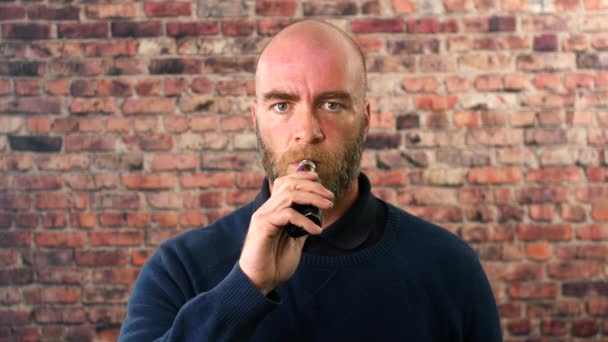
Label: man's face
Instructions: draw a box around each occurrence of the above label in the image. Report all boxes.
[253,33,369,200]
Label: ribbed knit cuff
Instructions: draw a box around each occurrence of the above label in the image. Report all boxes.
[209,262,280,330]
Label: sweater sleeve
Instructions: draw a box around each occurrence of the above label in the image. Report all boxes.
[118,257,279,342]
[465,255,503,342]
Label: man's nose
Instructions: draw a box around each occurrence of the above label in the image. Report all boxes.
[293,107,323,144]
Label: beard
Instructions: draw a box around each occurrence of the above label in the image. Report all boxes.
[255,118,366,201]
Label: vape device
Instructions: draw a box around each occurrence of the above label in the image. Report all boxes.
[285,160,323,238]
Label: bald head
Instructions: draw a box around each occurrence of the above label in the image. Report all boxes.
[255,20,367,104]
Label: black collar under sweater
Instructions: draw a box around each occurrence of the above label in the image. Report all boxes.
[251,173,387,256]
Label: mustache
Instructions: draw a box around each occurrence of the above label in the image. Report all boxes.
[277,146,334,168]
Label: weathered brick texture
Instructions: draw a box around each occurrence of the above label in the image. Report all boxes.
[1,0,607,340]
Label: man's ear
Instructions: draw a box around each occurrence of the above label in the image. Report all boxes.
[364,100,371,135]
[251,99,257,122]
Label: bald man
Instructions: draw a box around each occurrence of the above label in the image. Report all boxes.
[119,20,502,341]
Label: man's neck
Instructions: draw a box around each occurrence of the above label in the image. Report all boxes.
[321,180,359,229]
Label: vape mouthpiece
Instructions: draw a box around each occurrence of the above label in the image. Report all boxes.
[286,159,322,238]
[297,160,316,172]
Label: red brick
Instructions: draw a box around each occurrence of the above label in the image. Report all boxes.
[150,213,177,229]
[352,18,404,33]
[529,204,556,221]
[179,211,206,227]
[86,3,136,18]
[256,0,297,16]
[44,79,69,95]
[414,95,458,111]
[391,0,415,13]
[0,5,25,20]
[43,212,68,229]
[572,319,600,336]
[122,98,175,115]
[401,76,439,92]
[597,72,608,88]
[509,283,558,299]
[585,0,608,9]
[134,116,159,132]
[217,79,255,96]
[112,21,163,37]
[577,224,608,240]
[534,34,558,51]
[587,299,608,316]
[257,18,294,35]
[151,153,198,171]
[27,5,79,20]
[0,250,20,266]
[58,23,108,39]
[2,97,61,114]
[97,79,133,95]
[121,173,176,190]
[122,134,173,151]
[167,21,219,37]
[518,224,573,241]
[1,23,50,40]
[537,110,562,126]
[461,224,514,242]
[131,249,154,266]
[144,2,191,17]
[406,18,441,33]
[445,76,469,93]
[0,232,31,247]
[88,306,127,324]
[526,242,552,260]
[541,319,568,336]
[0,193,31,209]
[164,78,189,96]
[99,212,125,227]
[69,98,116,114]
[526,167,581,183]
[180,172,233,188]
[126,212,150,228]
[474,74,502,91]
[468,167,521,184]
[507,319,532,336]
[561,204,587,222]
[35,307,85,324]
[70,212,96,229]
[65,136,115,152]
[504,73,531,91]
[576,186,608,203]
[591,204,608,221]
[221,19,255,36]
[36,155,89,171]
[26,117,52,133]
[82,286,129,304]
[14,80,39,96]
[565,73,594,89]
[75,250,128,267]
[35,232,86,248]
[534,73,561,90]
[90,231,143,246]
[0,80,10,95]
[64,174,118,191]
[92,268,140,284]
[134,80,160,96]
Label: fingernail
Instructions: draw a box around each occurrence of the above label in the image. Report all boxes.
[316,225,323,233]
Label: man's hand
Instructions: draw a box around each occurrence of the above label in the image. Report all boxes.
[239,171,334,295]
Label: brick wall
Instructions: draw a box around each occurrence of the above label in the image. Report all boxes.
[1,0,607,340]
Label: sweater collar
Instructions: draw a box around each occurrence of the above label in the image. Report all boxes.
[251,173,377,252]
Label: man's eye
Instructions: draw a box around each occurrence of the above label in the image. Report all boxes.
[323,102,342,111]
[273,103,289,113]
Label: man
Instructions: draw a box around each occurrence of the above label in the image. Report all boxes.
[119,20,502,341]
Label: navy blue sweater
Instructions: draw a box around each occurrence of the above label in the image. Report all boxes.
[119,196,502,341]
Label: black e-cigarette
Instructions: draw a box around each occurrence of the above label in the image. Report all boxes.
[285,160,323,238]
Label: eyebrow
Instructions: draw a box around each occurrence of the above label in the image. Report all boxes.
[262,90,353,104]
